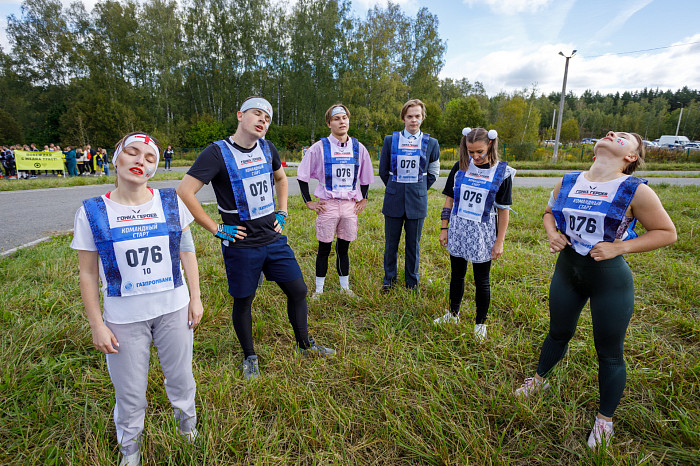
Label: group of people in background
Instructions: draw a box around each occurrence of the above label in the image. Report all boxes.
[64,144,111,177]
[0,143,176,180]
[0,143,112,179]
[59,144,112,178]
[72,96,677,466]
[0,145,17,177]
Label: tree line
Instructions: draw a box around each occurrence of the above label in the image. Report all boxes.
[1,0,698,154]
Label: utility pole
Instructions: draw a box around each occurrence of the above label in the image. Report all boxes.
[675,102,684,137]
[552,50,576,163]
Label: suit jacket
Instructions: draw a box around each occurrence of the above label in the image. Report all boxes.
[379,133,440,219]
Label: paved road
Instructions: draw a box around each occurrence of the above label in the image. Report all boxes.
[1,171,698,255]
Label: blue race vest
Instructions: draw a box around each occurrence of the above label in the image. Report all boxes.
[452,161,508,223]
[390,131,429,183]
[82,188,183,297]
[552,172,647,255]
[322,137,360,192]
[215,139,275,220]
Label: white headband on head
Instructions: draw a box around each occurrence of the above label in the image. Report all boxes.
[113,134,160,179]
[240,97,273,119]
[330,106,347,117]
[462,127,498,140]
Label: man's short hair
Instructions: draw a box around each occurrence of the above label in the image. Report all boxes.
[325,104,351,124]
[400,99,427,120]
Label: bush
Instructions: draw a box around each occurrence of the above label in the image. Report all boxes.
[503,142,537,161]
[184,115,227,148]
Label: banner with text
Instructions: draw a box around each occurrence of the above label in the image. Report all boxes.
[15,151,65,171]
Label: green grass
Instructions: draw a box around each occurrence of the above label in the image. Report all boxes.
[0,187,698,464]
[512,172,700,178]
[3,165,698,192]
[439,160,700,171]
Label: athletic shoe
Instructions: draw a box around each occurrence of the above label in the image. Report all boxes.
[514,376,551,397]
[474,324,487,341]
[433,311,459,324]
[340,288,356,298]
[257,272,264,287]
[380,284,394,294]
[240,355,260,380]
[297,337,336,358]
[119,450,141,466]
[587,418,614,449]
[310,291,322,301]
[181,427,199,443]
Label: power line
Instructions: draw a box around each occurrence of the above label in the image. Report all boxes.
[581,40,700,58]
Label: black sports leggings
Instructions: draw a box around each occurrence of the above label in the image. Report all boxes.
[315,239,350,277]
[536,246,635,418]
[232,277,310,357]
[449,255,491,324]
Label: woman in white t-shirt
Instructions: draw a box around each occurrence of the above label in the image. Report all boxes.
[71,132,202,466]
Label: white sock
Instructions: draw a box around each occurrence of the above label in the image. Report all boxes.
[339,275,350,290]
[315,276,325,293]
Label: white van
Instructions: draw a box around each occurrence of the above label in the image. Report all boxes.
[658,135,690,148]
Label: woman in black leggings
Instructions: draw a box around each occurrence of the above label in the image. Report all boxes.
[515,131,676,448]
[434,127,515,341]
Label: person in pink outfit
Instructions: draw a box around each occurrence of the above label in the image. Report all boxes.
[297,104,375,298]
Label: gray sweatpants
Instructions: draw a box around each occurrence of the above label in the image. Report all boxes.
[105,305,196,455]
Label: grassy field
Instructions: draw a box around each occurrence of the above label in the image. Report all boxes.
[3,163,700,192]
[0,187,698,464]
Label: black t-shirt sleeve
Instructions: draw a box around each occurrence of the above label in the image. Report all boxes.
[187,143,222,185]
[270,143,282,171]
[442,162,460,197]
[495,174,513,206]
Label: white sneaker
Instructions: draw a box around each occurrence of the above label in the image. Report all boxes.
[119,450,141,466]
[587,417,614,448]
[514,376,551,397]
[181,427,199,443]
[340,288,356,298]
[433,311,459,324]
[311,291,322,301]
[474,324,487,341]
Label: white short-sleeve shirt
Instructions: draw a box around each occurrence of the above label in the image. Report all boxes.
[71,189,194,324]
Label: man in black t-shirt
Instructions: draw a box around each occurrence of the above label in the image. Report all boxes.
[177,96,335,380]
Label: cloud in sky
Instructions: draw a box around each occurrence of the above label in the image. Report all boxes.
[3,0,698,97]
[462,0,553,15]
[441,34,700,95]
[591,0,653,43]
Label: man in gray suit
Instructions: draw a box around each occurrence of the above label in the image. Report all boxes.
[379,99,440,291]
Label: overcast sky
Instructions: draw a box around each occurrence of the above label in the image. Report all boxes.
[2,0,699,96]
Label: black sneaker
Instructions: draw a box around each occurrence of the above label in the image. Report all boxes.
[296,337,336,358]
